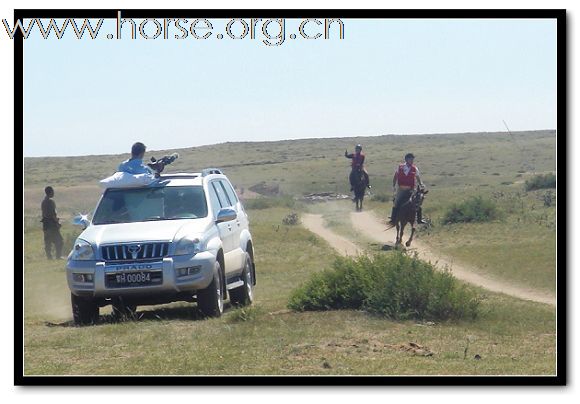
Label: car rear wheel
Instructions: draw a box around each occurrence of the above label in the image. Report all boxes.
[197,261,224,318]
[71,293,99,326]
[229,253,254,306]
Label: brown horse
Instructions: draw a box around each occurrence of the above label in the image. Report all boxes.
[390,187,428,247]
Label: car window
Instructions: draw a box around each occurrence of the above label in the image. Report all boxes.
[211,181,230,208]
[217,181,233,206]
[219,180,238,206]
[208,183,223,217]
[93,186,208,224]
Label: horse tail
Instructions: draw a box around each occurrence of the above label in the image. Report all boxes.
[384,222,396,231]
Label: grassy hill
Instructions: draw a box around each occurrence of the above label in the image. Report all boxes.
[23,130,555,217]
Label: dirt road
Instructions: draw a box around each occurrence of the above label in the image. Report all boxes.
[302,211,556,306]
[302,214,361,257]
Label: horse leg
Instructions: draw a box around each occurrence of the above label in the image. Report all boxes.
[399,223,405,248]
[405,224,416,247]
[395,223,401,245]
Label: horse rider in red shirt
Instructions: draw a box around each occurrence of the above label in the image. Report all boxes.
[345,144,371,193]
[390,153,427,225]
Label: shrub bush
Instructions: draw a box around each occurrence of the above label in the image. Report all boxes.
[525,173,556,191]
[442,196,501,224]
[282,213,299,225]
[288,252,480,321]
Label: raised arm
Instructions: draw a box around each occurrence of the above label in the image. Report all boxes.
[416,167,424,188]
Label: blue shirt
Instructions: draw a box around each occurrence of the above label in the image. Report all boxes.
[118,158,152,175]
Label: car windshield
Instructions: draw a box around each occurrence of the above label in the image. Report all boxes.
[92,186,208,225]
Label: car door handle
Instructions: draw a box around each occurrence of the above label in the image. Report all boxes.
[236,220,241,227]
[227,224,232,230]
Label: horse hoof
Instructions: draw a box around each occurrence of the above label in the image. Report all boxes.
[405,242,411,247]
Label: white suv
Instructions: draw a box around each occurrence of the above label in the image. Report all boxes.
[66,169,256,325]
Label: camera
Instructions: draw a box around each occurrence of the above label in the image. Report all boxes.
[147,153,179,174]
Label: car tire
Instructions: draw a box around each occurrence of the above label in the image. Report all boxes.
[111,298,137,320]
[197,261,224,318]
[229,252,254,306]
[71,293,99,326]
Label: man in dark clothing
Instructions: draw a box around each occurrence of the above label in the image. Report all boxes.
[41,186,64,259]
[344,144,371,192]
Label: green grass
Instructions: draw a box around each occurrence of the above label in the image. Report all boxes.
[23,207,555,376]
[242,195,298,210]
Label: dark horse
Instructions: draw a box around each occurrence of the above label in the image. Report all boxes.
[389,186,428,247]
[352,167,368,212]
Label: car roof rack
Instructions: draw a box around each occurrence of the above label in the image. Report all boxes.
[160,173,200,179]
[201,168,223,176]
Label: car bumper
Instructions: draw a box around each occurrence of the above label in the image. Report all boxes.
[66,252,216,298]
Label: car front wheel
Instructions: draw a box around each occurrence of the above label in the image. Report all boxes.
[197,261,224,318]
[71,293,99,326]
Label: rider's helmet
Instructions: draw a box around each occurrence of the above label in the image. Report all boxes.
[355,144,363,152]
[405,152,415,160]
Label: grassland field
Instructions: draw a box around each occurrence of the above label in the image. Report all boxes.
[22,130,558,375]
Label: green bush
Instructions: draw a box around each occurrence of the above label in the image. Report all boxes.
[442,196,501,224]
[288,252,480,321]
[525,173,556,191]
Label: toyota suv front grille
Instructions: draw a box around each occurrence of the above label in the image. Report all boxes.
[101,242,170,261]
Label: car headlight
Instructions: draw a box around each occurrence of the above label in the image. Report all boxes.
[70,239,95,261]
[174,237,203,256]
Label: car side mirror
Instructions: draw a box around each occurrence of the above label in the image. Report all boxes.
[72,214,90,230]
[216,208,237,223]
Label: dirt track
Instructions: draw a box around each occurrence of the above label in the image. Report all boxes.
[302,211,556,306]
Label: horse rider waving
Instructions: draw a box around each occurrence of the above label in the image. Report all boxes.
[390,153,427,225]
[345,144,371,193]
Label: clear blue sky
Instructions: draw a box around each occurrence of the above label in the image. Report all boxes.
[23,18,557,157]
